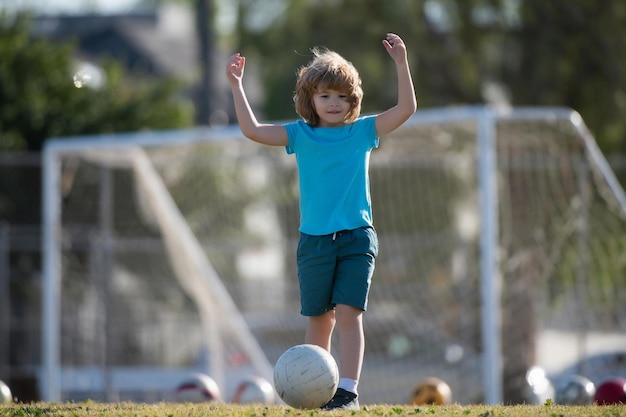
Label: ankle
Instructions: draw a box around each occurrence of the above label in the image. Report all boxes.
[338,378,358,395]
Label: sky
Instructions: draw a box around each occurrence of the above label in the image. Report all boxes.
[1,0,141,14]
[1,0,254,35]
[1,0,288,36]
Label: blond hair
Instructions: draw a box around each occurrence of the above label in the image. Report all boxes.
[293,48,363,126]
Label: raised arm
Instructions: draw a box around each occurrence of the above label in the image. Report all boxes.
[226,53,289,146]
[375,33,418,137]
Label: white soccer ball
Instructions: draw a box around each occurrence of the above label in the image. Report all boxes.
[232,375,275,404]
[0,380,12,404]
[273,344,339,409]
[175,373,221,403]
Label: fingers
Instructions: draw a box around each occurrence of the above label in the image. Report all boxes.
[384,33,404,48]
[228,53,244,68]
[382,33,408,64]
[226,53,245,78]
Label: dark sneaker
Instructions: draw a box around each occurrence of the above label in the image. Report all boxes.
[322,388,360,411]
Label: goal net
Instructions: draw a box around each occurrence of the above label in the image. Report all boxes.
[41,106,626,404]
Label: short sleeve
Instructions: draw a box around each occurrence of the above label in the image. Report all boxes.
[284,121,301,155]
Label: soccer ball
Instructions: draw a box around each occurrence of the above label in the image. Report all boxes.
[410,377,452,405]
[0,380,11,404]
[594,377,626,405]
[273,344,339,409]
[555,375,596,405]
[175,373,221,403]
[232,375,275,404]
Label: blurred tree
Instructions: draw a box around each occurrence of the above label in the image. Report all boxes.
[233,0,425,120]
[0,13,194,152]
[511,1,626,153]
[133,0,219,125]
[229,0,625,153]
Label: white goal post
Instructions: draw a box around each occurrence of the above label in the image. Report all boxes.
[41,105,626,404]
[42,126,275,401]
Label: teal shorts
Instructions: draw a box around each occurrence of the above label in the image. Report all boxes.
[296,226,378,316]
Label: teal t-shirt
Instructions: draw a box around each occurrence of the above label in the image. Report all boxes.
[285,115,379,235]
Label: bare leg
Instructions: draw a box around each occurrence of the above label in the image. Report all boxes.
[305,310,335,352]
[334,304,364,381]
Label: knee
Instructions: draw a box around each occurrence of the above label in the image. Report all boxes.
[335,304,363,327]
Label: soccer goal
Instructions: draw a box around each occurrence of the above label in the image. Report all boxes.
[41,106,626,404]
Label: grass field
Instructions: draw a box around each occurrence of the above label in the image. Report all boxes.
[0,402,625,417]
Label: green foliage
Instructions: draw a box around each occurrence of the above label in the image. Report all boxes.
[230,0,626,153]
[0,13,194,151]
[512,1,626,154]
[236,0,424,121]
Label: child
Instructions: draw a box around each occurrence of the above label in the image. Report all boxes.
[226,33,416,410]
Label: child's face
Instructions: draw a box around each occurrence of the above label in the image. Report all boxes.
[312,88,351,127]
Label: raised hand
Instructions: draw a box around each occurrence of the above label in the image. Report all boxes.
[226,53,246,84]
[382,33,408,64]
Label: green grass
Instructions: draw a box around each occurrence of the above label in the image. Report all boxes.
[0,402,625,417]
